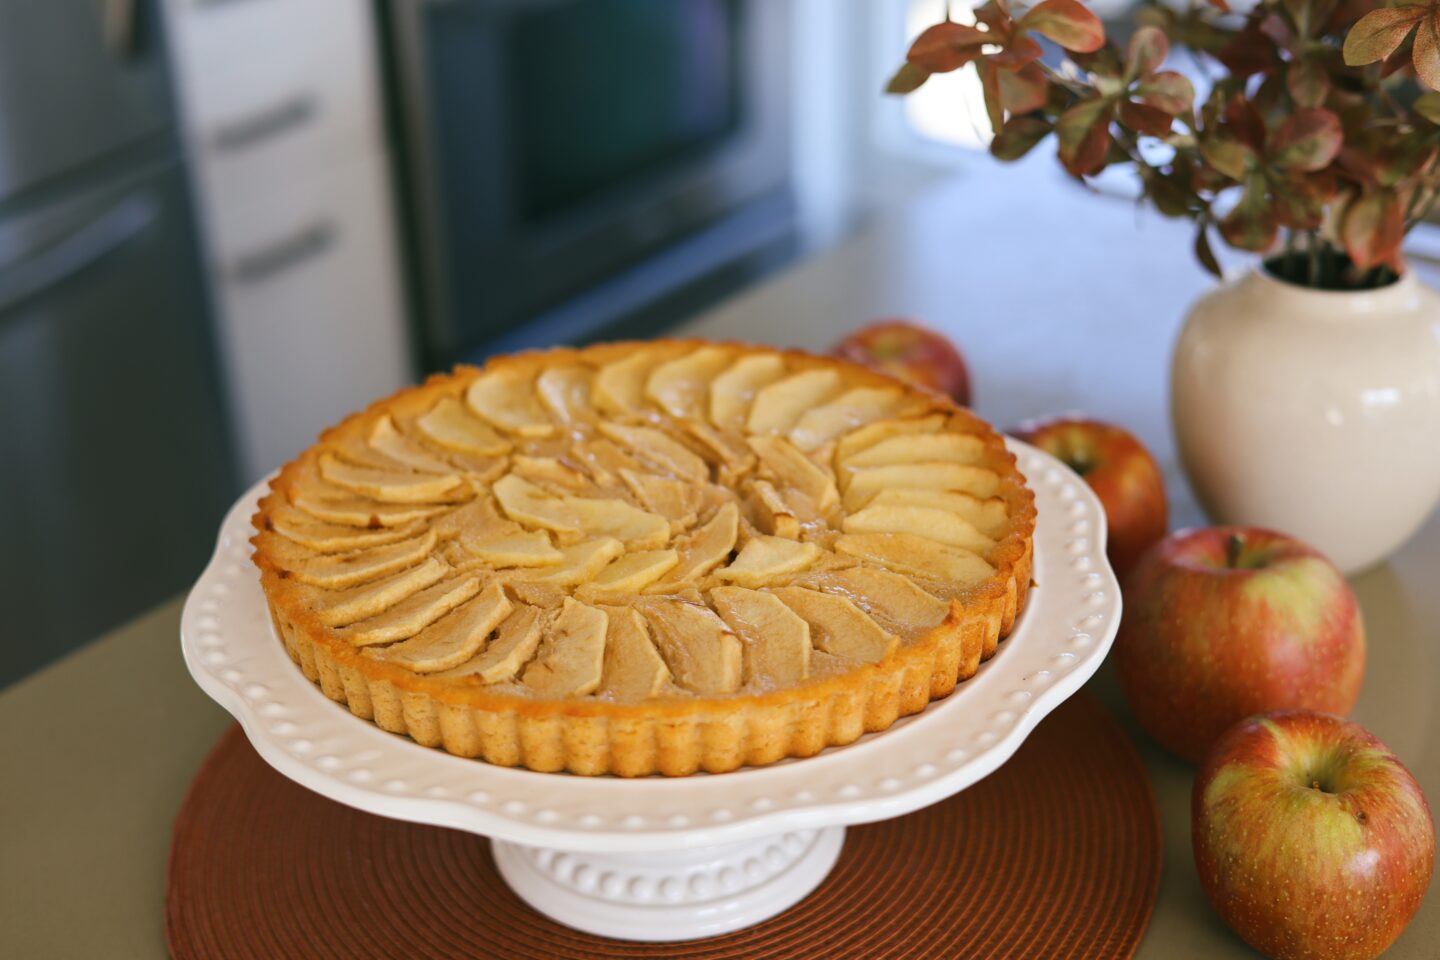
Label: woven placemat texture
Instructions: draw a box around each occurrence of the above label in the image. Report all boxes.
[166,692,1160,959]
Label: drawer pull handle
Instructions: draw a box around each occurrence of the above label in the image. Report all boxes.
[231,222,334,285]
[212,96,316,153]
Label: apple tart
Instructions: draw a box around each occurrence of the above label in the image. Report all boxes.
[252,341,1035,776]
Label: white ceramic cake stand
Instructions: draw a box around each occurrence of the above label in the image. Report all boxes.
[181,439,1121,943]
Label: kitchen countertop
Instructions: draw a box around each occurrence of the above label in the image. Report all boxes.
[4,162,1437,958]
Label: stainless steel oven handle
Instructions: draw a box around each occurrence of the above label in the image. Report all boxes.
[0,194,158,317]
[230,222,335,285]
[211,95,317,154]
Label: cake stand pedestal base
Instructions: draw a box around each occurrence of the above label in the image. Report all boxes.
[491,827,846,942]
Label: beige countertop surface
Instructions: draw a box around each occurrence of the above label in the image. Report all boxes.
[3,164,1437,957]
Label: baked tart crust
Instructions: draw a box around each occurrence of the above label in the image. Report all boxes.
[252,341,1036,776]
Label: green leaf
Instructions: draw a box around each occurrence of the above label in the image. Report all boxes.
[1195,222,1224,278]
[1136,71,1195,115]
[1119,99,1176,137]
[1199,136,1258,180]
[1056,97,1114,174]
[1220,174,1279,251]
[1271,108,1343,171]
[998,63,1050,115]
[1342,6,1424,66]
[1415,91,1440,124]
[991,116,1053,160]
[1018,0,1106,53]
[1414,8,1440,89]
[885,62,931,95]
[1342,190,1405,269]
[1125,26,1169,80]
[907,21,990,73]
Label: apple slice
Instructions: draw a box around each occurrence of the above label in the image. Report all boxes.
[649,502,739,590]
[597,606,671,700]
[746,369,841,435]
[512,538,625,586]
[592,346,685,417]
[834,414,945,463]
[683,420,755,473]
[584,549,680,595]
[638,599,742,695]
[710,586,811,686]
[746,479,800,538]
[521,598,609,697]
[312,556,450,627]
[800,567,950,636]
[715,535,821,587]
[842,503,994,552]
[835,533,995,585]
[840,463,1000,510]
[620,469,700,527]
[290,489,447,529]
[283,528,439,589]
[709,353,786,428]
[457,512,565,568]
[511,455,591,494]
[416,395,512,456]
[645,345,733,418]
[436,604,545,683]
[492,474,583,535]
[596,421,708,481]
[567,496,670,549]
[843,432,985,468]
[269,505,425,553]
[318,453,464,504]
[866,487,1010,538]
[787,386,905,452]
[767,587,898,664]
[747,435,838,512]
[465,366,555,438]
[368,581,512,672]
[535,364,594,424]
[335,574,482,646]
[367,415,455,475]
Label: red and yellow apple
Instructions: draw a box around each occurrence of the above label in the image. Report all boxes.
[1011,415,1168,578]
[1194,711,1435,960]
[830,319,971,406]
[1116,526,1365,763]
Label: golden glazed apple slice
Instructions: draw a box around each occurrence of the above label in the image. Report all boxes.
[437,604,545,683]
[648,502,740,590]
[566,496,670,549]
[282,529,439,590]
[746,479,800,539]
[597,606,672,699]
[368,415,456,474]
[709,353,786,428]
[638,599,742,695]
[834,414,945,463]
[318,453,465,504]
[840,463,1000,510]
[335,574,482,646]
[716,535,821,588]
[747,435,839,512]
[583,549,680,595]
[596,421,708,482]
[465,366,555,438]
[512,538,625,586]
[799,567,950,636]
[843,432,986,468]
[459,520,564,568]
[843,503,995,552]
[492,474,584,535]
[619,469,700,527]
[521,598,609,697]
[710,586,811,686]
[312,556,450,627]
[535,364,595,424]
[269,504,425,553]
[835,533,995,585]
[592,346,682,417]
[368,581,513,672]
[866,487,1010,538]
[290,489,447,529]
[746,369,841,435]
[645,345,733,418]
[767,586,898,663]
[787,386,906,452]
[416,395,512,456]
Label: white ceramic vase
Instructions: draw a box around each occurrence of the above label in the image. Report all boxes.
[1171,264,1440,574]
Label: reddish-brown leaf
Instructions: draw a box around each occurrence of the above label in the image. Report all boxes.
[1342,190,1405,269]
[1272,176,1329,229]
[1285,0,1340,38]
[885,62,931,94]
[1414,8,1440,89]
[1057,97,1114,175]
[991,116,1053,160]
[1019,0,1106,53]
[907,21,990,72]
[998,63,1050,114]
[988,35,1045,69]
[1271,108,1344,170]
[979,61,1006,134]
[1218,23,1280,76]
[1136,71,1196,114]
[1342,5,1425,66]
[1119,99,1176,136]
[1200,136,1259,179]
[1126,26,1169,79]
[1220,174,1280,251]
[1286,58,1330,107]
[1225,95,1268,150]
[1195,223,1224,277]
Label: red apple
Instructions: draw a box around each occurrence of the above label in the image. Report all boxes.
[1194,711,1435,960]
[831,319,971,405]
[1011,415,1168,578]
[1116,526,1365,763]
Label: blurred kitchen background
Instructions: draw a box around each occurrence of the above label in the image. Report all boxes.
[0,0,1281,685]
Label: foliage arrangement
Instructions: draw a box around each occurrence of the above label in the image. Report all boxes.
[888,0,1440,288]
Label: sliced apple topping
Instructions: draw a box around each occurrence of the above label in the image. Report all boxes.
[840,463,1000,511]
[596,421,708,482]
[290,491,446,529]
[710,586,810,686]
[683,420,755,473]
[867,488,1010,538]
[570,438,643,486]
[843,432,985,468]
[648,502,739,590]
[801,567,950,636]
[521,598,608,697]
[511,538,624,586]
[312,556,450,627]
[465,366,555,437]
[336,574,482,646]
[843,504,994,552]
[583,549,680,595]
[638,599,742,695]
[620,469,700,527]
[368,415,455,474]
[709,353,786,428]
[511,455,591,493]
[319,453,465,504]
[767,587,898,664]
[645,345,732,418]
[492,474,583,535]
[592,348,664,417]
[746,368,841,436]
[367,582,512,672]
[269,504,425,553]
[746,479,799,538]
[748,435,838,512]
[535,364,594,424]
[283,529,438,589]
[788,387,905,452]
[597,606,671,699]
[834,414,945,463]
[416,395,511,456]
[716,535,821,587]
[567,496,670,549]
[454,510,565,568]
[835,533,995,586]
[436,604,545,683]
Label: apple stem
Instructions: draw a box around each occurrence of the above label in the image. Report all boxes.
[1226,533,1245,569]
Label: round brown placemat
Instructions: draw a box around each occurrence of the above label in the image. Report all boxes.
[166,692,1160,959]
